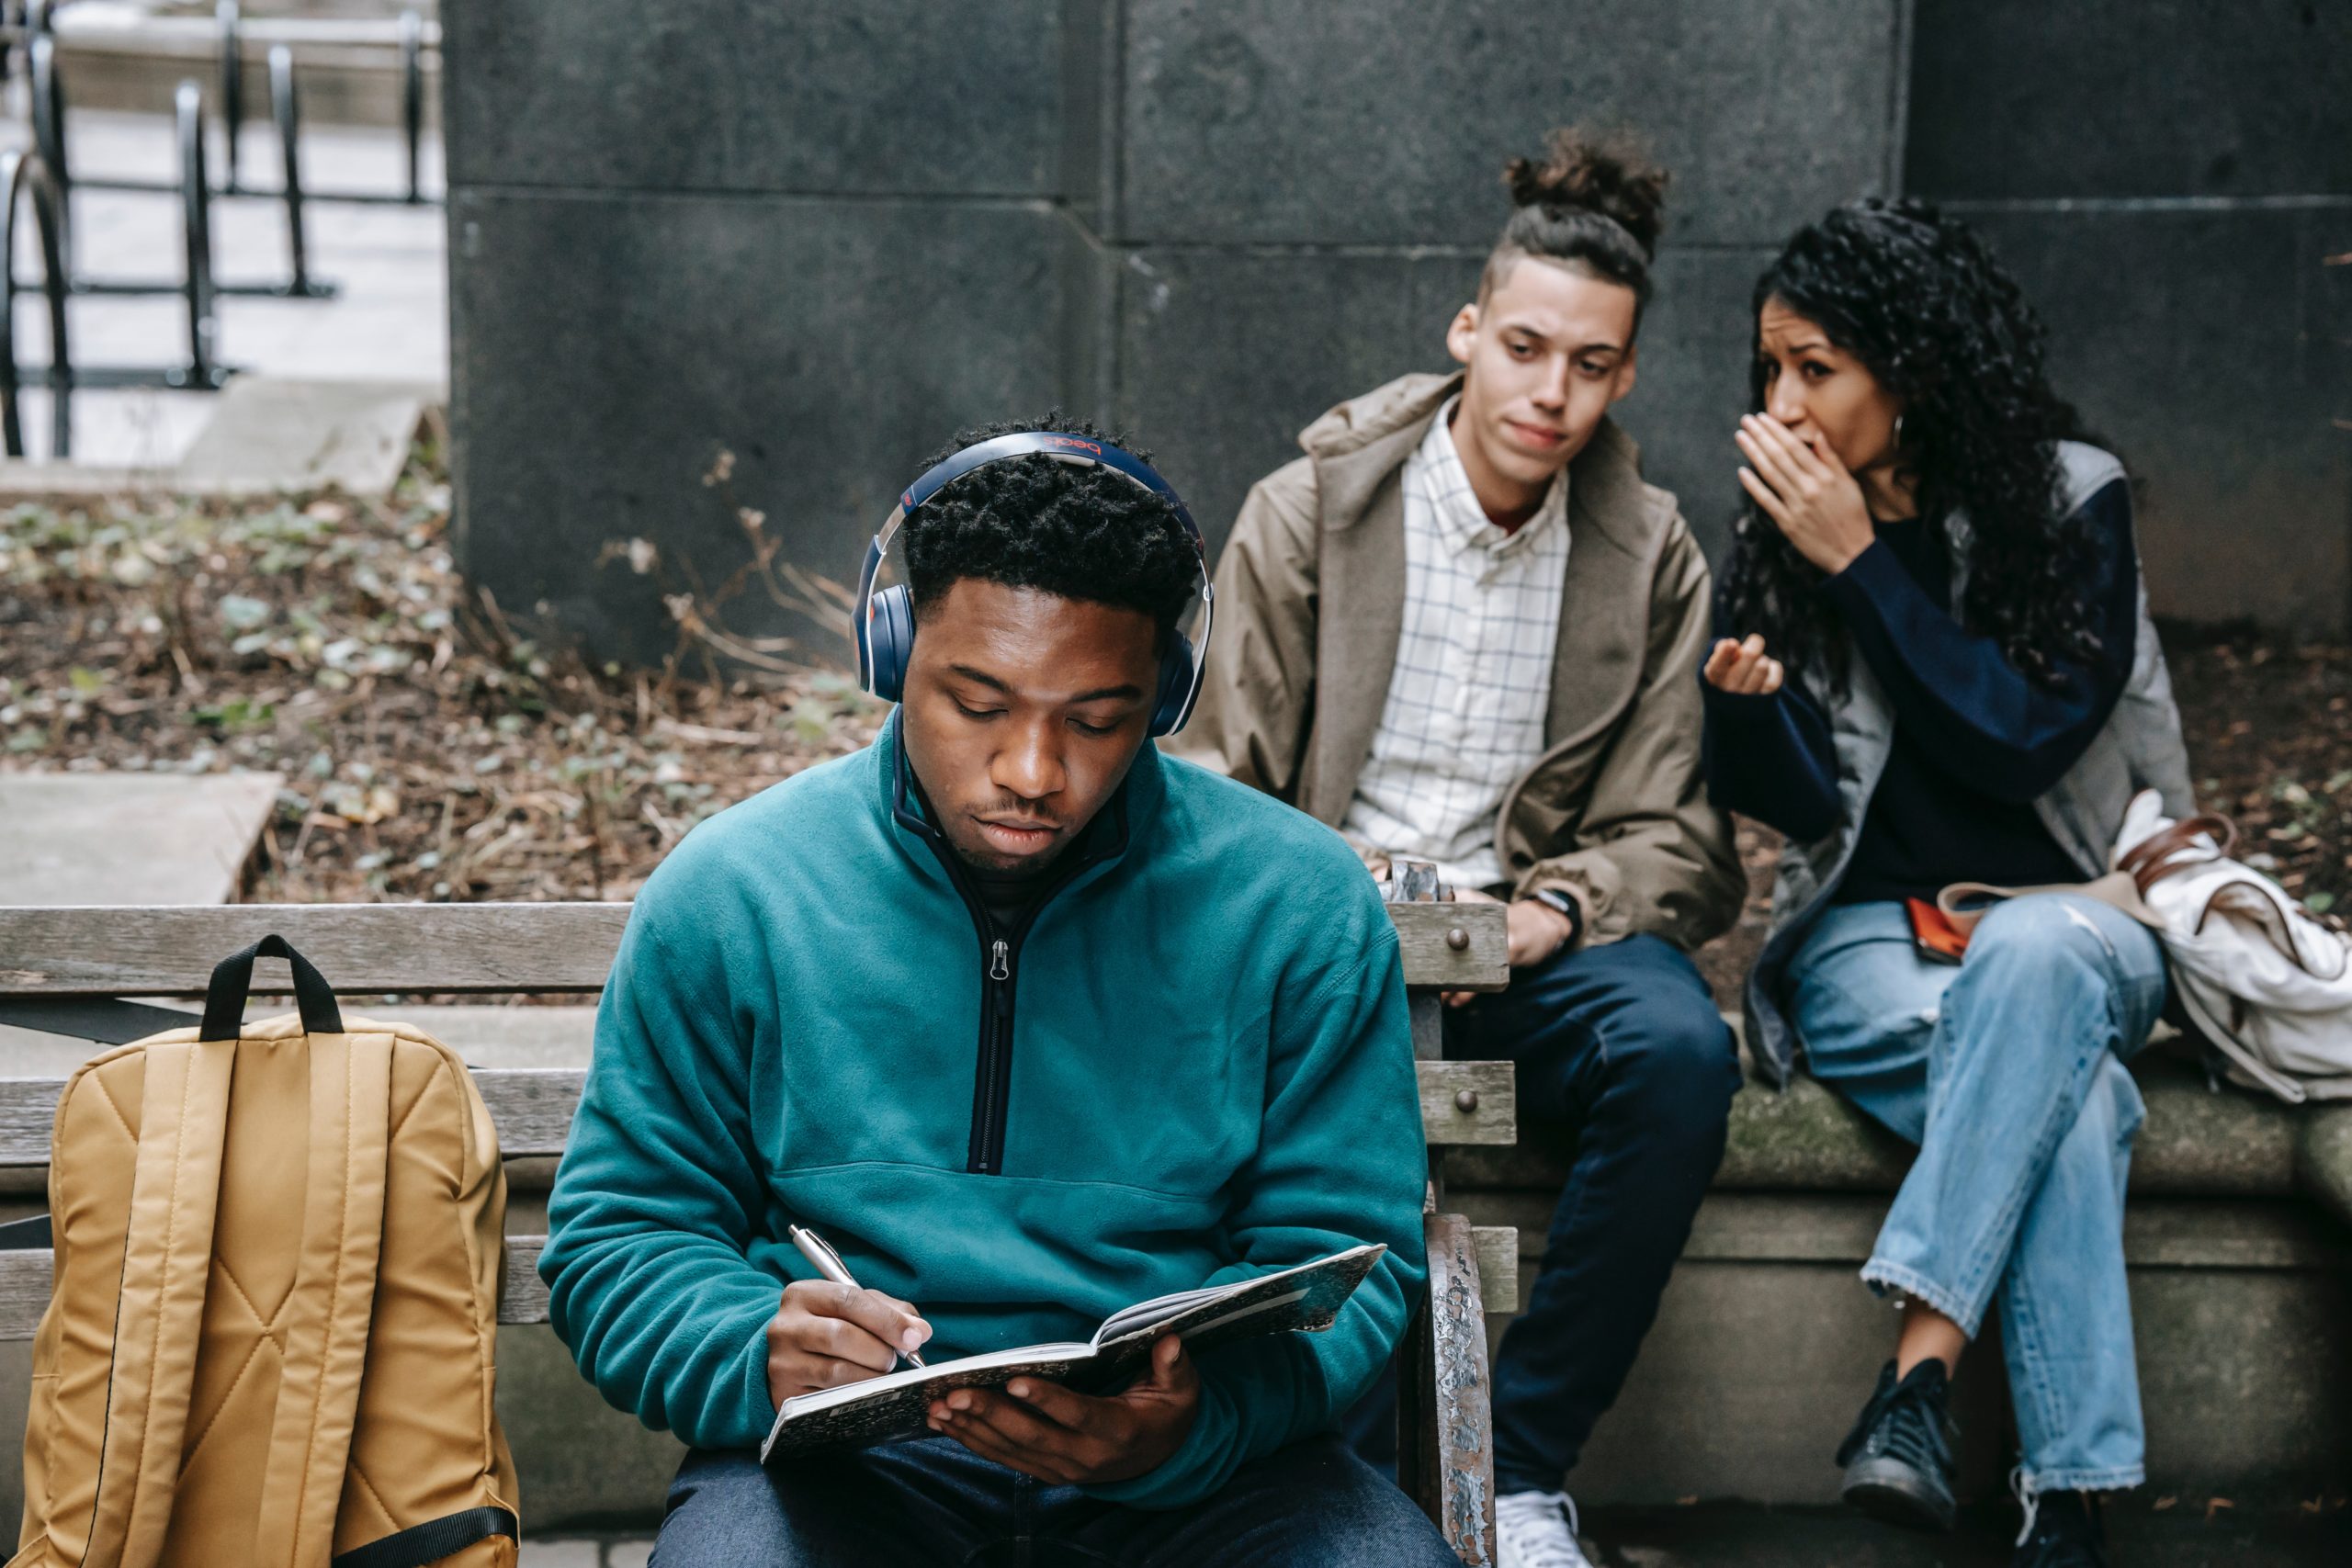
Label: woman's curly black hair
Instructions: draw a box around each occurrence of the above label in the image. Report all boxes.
[1718,197,2105,690]
[899,414,1200,650]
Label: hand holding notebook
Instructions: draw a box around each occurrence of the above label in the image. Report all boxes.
[762,1243,1387,1461]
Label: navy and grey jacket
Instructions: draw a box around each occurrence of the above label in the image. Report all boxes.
[1702,441,2194,1086]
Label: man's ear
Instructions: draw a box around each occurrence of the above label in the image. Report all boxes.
[1445,302,1480,367]
[1608,342,1639,406]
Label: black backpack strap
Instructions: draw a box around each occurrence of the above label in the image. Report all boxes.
[330,1506,519,1568]
[198,933,344,1041]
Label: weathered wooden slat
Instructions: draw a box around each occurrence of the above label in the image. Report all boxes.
[503,1234,548,1324]
[1408,992,1444,1063]
[0,1057,1516,1167]
[1417,1061,1516,1147]
[1402,1209,1498,1562]
[473,1069,582,1159]
[0,1223,1514,1339]
[0,900,1506,998]
[0,1066,592,1167]
[0,904,633,996]
[1387,902,1508,993]
[1471,1224,1517,1314]
[0,1080,55,1167]
[0,1248,46,1336]
[0,1238,557,1338]
[533,1226,1513,1335]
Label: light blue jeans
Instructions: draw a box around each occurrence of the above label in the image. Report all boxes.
[1789,893,2169,1495]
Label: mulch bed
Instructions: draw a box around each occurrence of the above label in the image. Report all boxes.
[4,466,2345,1012]
[0,453,884,906]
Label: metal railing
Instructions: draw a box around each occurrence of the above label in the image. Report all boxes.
[0,0,441,450]
[0,145,72,457]
[58,3,438,209]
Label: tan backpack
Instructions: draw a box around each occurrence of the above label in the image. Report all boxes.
[9,936,519,1567]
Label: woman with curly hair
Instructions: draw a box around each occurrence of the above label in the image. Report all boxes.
[1702,199,2195,1568]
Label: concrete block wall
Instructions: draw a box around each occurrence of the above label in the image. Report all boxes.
[444,0,1908,661]
[444,0,1078,665]
[447,1,2352,656]
[1905,0,2352,634]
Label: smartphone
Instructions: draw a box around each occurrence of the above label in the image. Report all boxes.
[1905,897,1970,965]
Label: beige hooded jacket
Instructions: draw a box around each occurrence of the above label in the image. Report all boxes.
[1165,371,1744,953]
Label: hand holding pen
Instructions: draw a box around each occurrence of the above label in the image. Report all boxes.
[766,1224,933,1406]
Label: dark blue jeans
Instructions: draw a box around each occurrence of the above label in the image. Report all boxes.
[649,1433,1462,1567]
[1348,933,1737,1495]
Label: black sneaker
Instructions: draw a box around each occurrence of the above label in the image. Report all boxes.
[2012,1487,2109,1567]
[1837,1359,1958,1532]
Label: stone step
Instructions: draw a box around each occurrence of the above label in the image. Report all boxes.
[511,1506,2352,1566]
[1577,1501,2350,1567]
[0,772,281,906]
[0,378,436,501]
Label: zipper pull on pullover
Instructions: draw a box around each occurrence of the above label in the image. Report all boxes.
[989,940,1010,983]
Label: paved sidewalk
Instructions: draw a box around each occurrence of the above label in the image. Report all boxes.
[519,1543,651,1568]
[514,1507,2352,1566]
[3,106,447,468]
[0,770,280,903]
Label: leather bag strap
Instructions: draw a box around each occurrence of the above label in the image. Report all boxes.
[2117,813,2238,894]
[1936,870,2163,939]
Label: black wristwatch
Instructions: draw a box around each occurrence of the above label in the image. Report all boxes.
[1528,887,1584,948]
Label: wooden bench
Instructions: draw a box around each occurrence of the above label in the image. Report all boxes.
[0,898,1517,1562]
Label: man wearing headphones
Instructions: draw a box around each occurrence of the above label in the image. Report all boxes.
[539,419,1454,1565]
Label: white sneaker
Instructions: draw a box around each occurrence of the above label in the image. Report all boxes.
[1496,1488,1596,1568]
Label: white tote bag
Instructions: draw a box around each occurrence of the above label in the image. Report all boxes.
[2109,789,2352,1103]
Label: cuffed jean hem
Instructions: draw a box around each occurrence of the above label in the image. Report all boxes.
[2019,1463,2144,1495]
[1860,1259,1984,1340]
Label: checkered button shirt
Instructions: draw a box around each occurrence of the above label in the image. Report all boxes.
[1341,399,1568,889]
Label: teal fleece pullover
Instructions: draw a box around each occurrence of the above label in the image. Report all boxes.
[539,717,1429,1508]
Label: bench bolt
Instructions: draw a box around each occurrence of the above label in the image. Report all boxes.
[1454,1089,1478,1113]
[1445,927,1469,951]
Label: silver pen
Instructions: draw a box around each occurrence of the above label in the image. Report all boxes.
[787,1223,928,1369]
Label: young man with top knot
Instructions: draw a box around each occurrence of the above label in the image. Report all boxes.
[1168,131,1747,1568]
[541,419,1458,1566]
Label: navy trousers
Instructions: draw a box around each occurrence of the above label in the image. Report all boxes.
[1347,933,1738,1495]
[649,1434,1462,1567]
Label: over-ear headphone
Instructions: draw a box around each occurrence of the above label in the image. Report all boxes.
[854,432,1215,737]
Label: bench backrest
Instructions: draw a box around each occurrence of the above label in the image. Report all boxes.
[0,900,1514,1332]
[0,901,1507,997]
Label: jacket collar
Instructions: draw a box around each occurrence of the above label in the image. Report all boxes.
[1410,394,1569,561]
[1297,371,1664,824]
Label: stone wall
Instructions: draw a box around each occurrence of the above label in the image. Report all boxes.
[445,0,2352,658]
[444,0,1906,663]
[1905,0,2352,633]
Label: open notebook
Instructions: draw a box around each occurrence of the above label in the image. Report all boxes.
[761,1243,1386,1461]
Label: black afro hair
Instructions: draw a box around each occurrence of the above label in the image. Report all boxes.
[898,413,1201,649]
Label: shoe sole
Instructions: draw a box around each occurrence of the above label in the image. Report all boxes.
[1842,1457,1957,1534]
